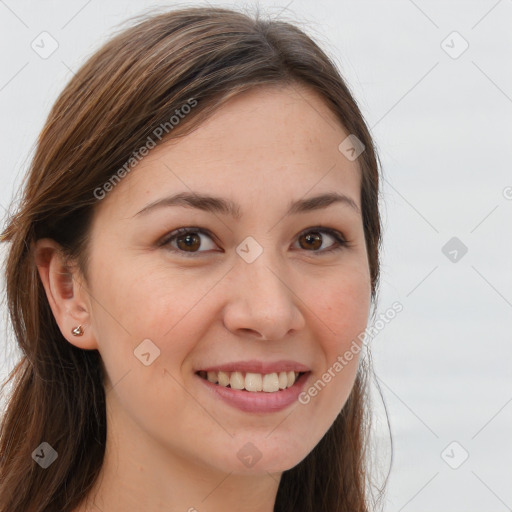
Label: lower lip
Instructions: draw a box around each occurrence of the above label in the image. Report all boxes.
[196,372,310,413]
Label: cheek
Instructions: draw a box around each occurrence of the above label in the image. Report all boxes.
[297,268,370,415]
[88,254,228,399]
[88,258,204,434]
[91,253,205,337]
[308,267,371,348]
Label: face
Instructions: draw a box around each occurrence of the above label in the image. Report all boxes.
[68,84,371,476]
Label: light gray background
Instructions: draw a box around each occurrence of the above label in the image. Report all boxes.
[1,1,511,510]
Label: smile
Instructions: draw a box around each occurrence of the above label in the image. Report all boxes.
[194,359,311,412]
[196,370,306,393]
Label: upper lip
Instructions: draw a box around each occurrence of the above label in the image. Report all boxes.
[197,360,310,374]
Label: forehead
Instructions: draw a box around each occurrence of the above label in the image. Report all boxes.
[95,84,362,221]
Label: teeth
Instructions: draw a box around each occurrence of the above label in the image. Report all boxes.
[200,370,301,392]
[218,371,230,387]
[262,372,279,392]
[245,372,262,392]
[230,371,245,390]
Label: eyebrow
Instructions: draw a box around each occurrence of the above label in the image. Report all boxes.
[134,191,360,219]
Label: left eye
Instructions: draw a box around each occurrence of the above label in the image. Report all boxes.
[159,227,347,257]
[294,227,347,253]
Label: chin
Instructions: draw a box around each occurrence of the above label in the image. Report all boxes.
[217,435,314,475]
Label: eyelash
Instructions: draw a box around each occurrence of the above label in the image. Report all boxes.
[158,226,349,258]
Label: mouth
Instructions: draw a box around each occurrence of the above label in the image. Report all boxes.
[196,370,308,393]
[195,362,312,413]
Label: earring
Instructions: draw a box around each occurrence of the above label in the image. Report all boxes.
[71,325,84,336]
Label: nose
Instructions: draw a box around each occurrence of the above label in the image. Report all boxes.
[221,251,306,341]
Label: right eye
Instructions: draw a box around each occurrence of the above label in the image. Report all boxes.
[159,227,219,257]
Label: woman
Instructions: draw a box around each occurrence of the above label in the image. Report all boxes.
[0,6,388,511]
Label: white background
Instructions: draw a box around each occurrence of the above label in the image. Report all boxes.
[1,1,511,510]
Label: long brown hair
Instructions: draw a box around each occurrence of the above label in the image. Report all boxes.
[0,6,389,511]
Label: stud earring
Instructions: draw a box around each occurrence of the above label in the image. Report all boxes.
[71,325,84,336]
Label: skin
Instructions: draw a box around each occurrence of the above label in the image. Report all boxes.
[35,83,372,512]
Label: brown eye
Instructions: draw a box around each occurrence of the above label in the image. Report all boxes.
[161,228,217,256]
[160,226,347,258]
[176,232,201,252]
[294,228,347,254]
[298,232,323,250]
